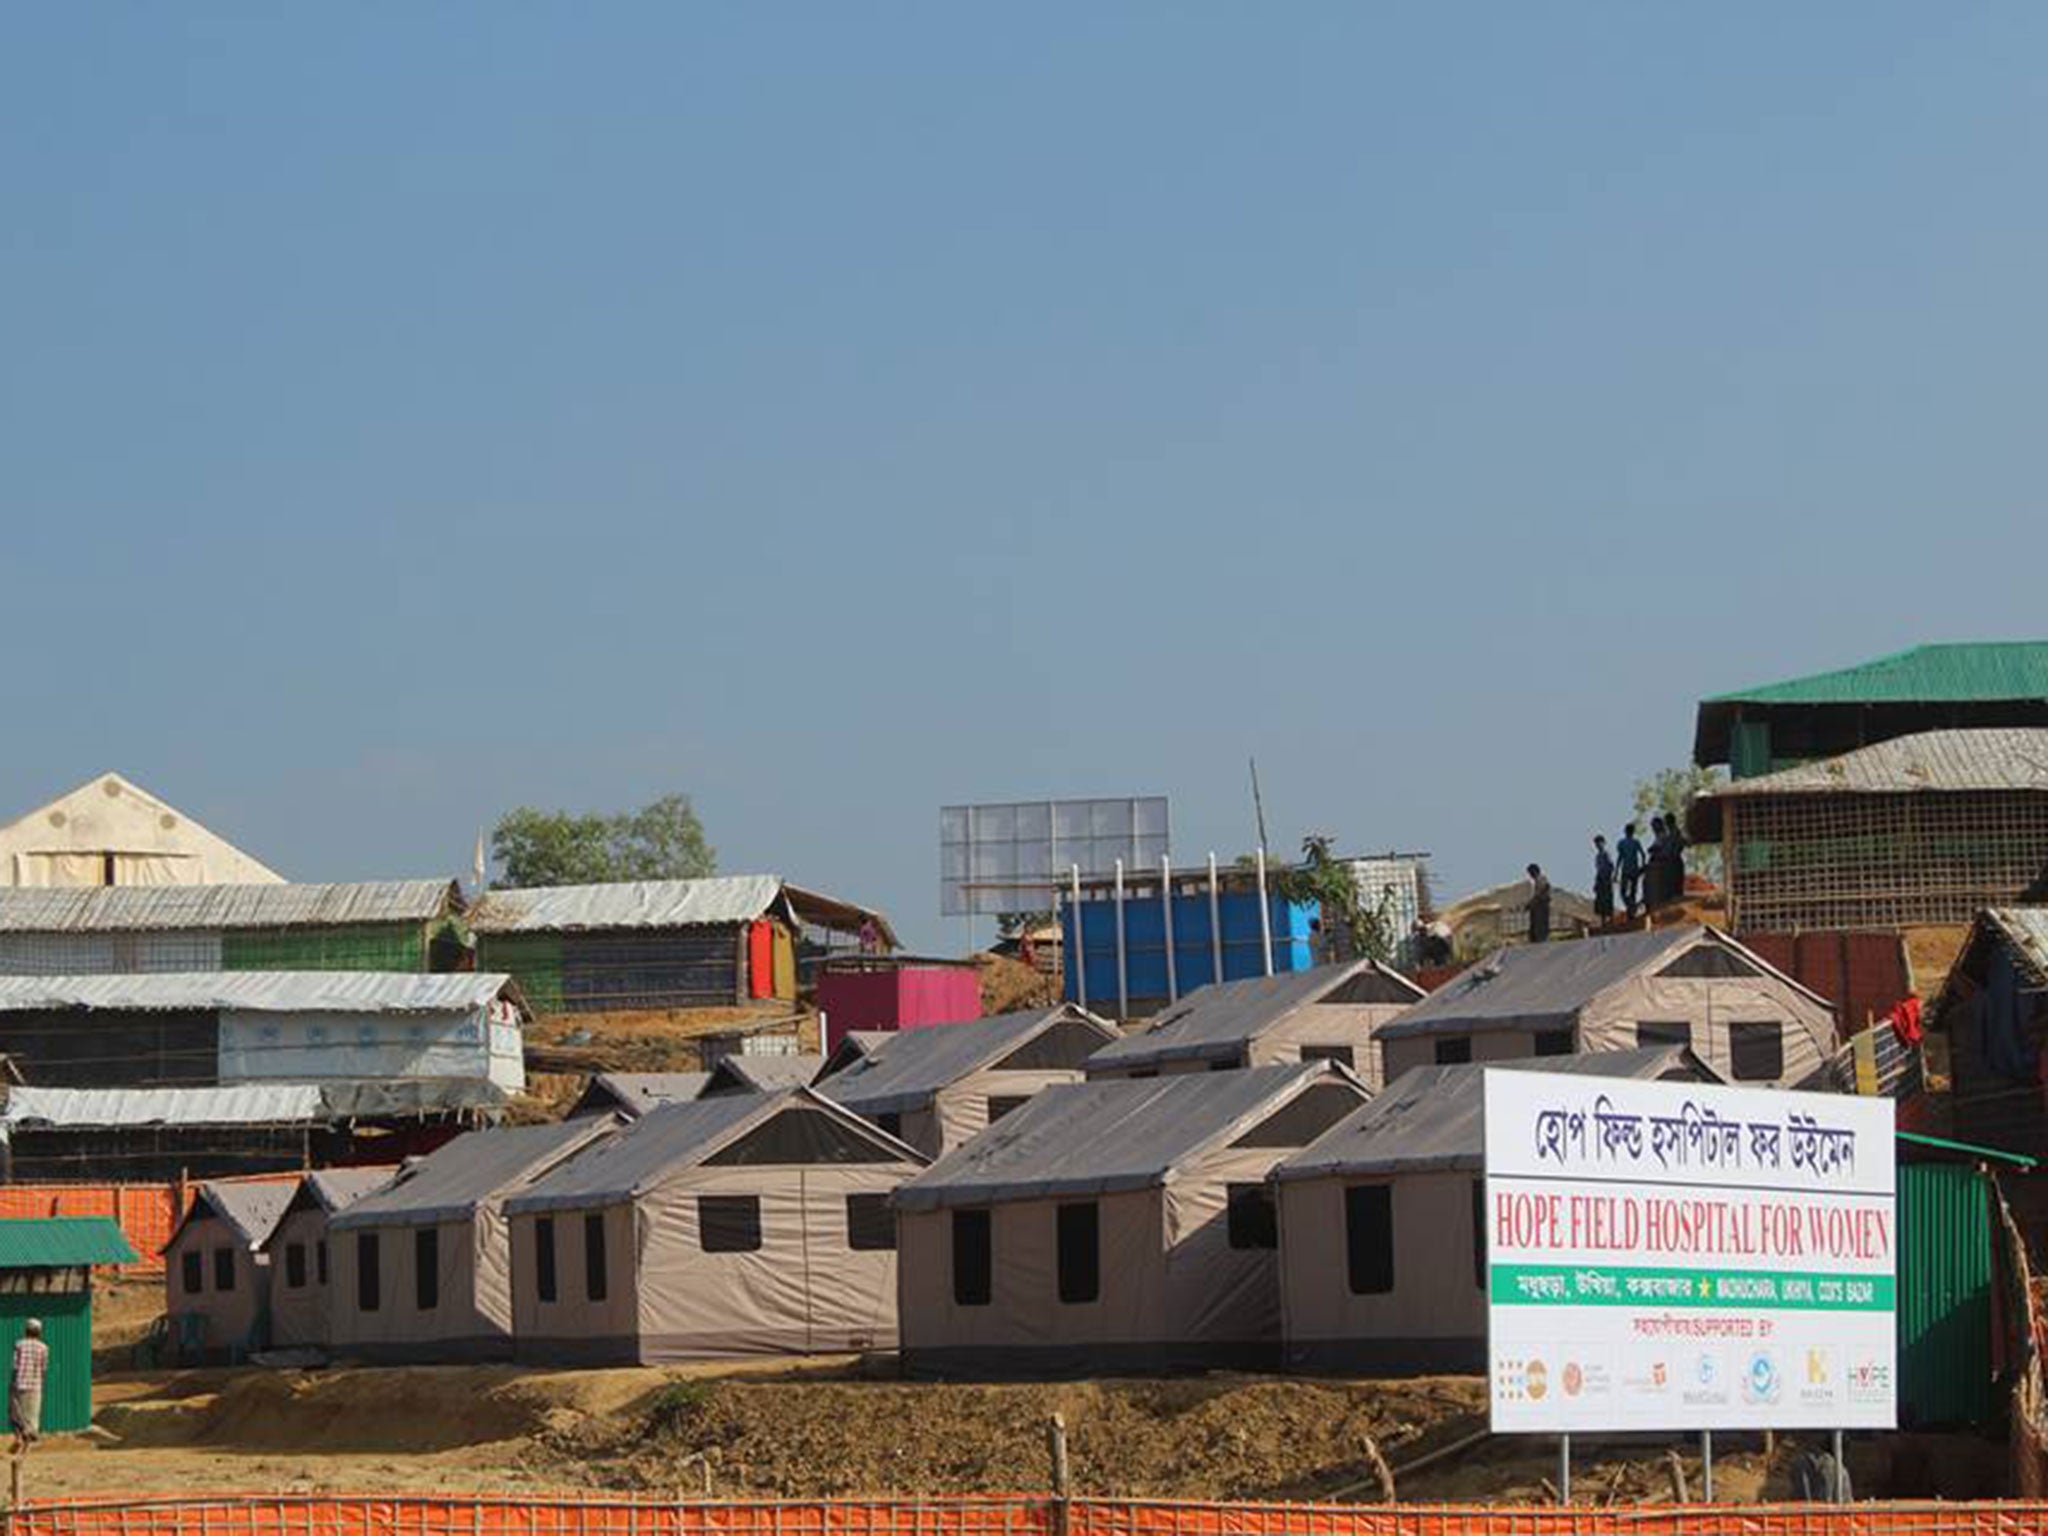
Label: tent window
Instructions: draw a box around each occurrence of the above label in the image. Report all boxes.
[1345,1185,1394,1295]
[986,1095,1031,1124]
[1434,1037,1472,1066]
[285,1242,307,1290]
[181,1251,203,1295]
[536,1217,558,1301]
[952,1209,992,1306]
[1534,1032,1573,1057]
[1056,1202,1100,1304]
[1470,1179,1486,1289]
[700,1196,763,1253]
[873,1112,903,1140]
[1636,1021,1692,1049]
[1232,1083,1363,1148]
[706,1107,901,1166]
[356,1233,381,1312]
[995,1018,1109,1071]
[846,1193,895,1251]
[1226,1183,1278,1249]
[1657,945,1761,979]
[415,1229,439,1311]
[213,1248,235,1292]
[1129,1069,1159,1079]
[1299,1044,1355,1068]
[1730,1022,1784,1081]
[584,1213,608,1302]
[317,1240,328,1286]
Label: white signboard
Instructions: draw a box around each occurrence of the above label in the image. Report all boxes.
[939,797,1169,917]
[1484,1071,1896,1433]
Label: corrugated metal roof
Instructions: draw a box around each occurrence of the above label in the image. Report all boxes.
[894,1063,1361,1212]
[1273,1048,1718,1182]
[180,1181,298,1250]
[1981,908,2048,988]
[467,876,897,946]
[824,1008,1117,1117]
[1706,644,2048,707]
[331,1119,615,1230]
[0,880,458,934]
[1377,927,1699,1040]
[3,1083,325,1129]
[1087,963,1422,1070]
[0,971,519,1016]
[1701,728,2048,800]
[705,1055,824,1093]
[0,1216,139,1269]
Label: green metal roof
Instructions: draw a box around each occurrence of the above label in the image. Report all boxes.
[1897,1129,2038,1170]
[0,1218,139,1268]
[1705,643,2048,708]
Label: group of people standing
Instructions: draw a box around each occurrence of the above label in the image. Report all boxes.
[1591,816,1689,922]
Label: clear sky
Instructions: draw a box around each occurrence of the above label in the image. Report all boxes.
[6,6,2046,949]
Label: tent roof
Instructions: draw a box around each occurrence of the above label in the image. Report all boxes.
[331,1118,614,1230]
[0,970,520,1017]
[1273,1047,1720,1182]
[0,1217,138,1269]
[894,1062,1364,1212]
[467,876,897,946]
[0,879,458,934]
[507,1088,924,1213]
[1086,961,1421,1071]
[172,1180,299,1251]
[822,1007,1117,1116]
[576,1072,711,1119]
[704,1055,823,1094]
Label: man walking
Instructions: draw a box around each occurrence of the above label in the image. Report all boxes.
[1525,863,1553,944]
[1616,823,1645,918]
[11,1319,46,1456]
[1592,835,1616,923]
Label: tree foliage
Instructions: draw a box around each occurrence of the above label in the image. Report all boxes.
[491,794,716,889]
[1630,764,1725,884]
[1258,835,1397,964]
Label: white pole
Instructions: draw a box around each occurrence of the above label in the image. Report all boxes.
[1070,864,1086,1010]
[1256,845,1275,976]
[1701,1430,1713,1501]
[1207,852,1223,986]
[1113,857,1129,1020]
[1161,854,1178,1004]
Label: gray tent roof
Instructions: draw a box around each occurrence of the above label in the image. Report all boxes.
[1379,926,1745,1040]
[303,1166,400,1212]
[816,1031,899,1080]
[507,1088,924,1214]
[574,1072,711,1119]
[173,1179,298,1252]
[1272,1047,1721,1182]
[1087,961,1424,1070]
[331,1118,614,1230]
[703,1054,824,1094]
[894,1062,1363,1213]
[822,1007,1117,1117]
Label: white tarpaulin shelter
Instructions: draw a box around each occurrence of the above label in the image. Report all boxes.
[0,774,281,888]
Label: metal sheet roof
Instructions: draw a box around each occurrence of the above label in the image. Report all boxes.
[1689,729,2048,838]
[894,1062,1362,1212]
[0,971,520,1017]
[1985,908,2048,987]
[0,880,458,934]
[0,1216,139,1269]
[822,1008,1117,1117]
[3,1083,326,1130]
[1272,1047,1719,1182]
[179,1180,299,1250]
[331,1118,615,1230]
[1376,927,1700,1040]
[468,876,897,947]
[1087,962,1422,1070]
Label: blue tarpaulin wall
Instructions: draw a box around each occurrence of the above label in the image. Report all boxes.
[1061,892,1318,1011]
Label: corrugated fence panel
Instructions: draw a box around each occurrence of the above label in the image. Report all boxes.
[0,1173,303,1273]
[1899,1161,1995,1427]
[221,924,428,972]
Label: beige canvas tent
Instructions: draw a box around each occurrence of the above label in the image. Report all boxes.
[0,773,282,888]
[1084,960,1424,1090]
[261,1167,397,1350]
[1272,1047,1719,1374]
[326,1118,615,1361]
[163,1180,297,1362]
[1374,925,1835,1088]
[506,1087,926,1364]
[568,1073,711,1120]
[895,1062,1369,1377]
[821,1006,1119,1157]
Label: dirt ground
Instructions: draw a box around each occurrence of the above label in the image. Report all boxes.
[978,954,1062,1016]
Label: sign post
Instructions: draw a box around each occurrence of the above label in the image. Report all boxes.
[1483,1071,1896,1477]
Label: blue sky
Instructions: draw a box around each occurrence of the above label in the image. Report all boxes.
[6,5,2046,948]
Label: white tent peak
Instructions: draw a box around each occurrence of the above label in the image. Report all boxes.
[0,772,282,887]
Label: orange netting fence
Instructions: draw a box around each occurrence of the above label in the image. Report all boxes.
[10,1495,2048,1536]
[0,1171,313,1271]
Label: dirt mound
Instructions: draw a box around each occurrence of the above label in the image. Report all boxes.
[979,954,1062,1015]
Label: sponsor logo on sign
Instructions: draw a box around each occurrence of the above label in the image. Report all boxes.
[1847,1358,1893,1404]
[1526,1360,1548,1401]
[1743,1352,1781,1406]
[1563,1362,1583,1398]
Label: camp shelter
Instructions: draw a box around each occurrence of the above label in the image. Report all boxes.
[1084,961,1423,1090]
[1373,926,1835,1089]
[0,772,281,889]
[0,879,465,975]
[326,1118,616,1361]
[1929,909,2048,1167]
[702,1054,823,1096]
[568,1073,711,1120]
[1436,878,1599,958]
[1271,1047,1718,1374]
[894,1061,1369,1377]
[0,1218,138,1432]
[815,1031,896,1081]
[822,1006,1120,1157]
[261,1168,398,1351]
[163,1180,299,1362]
[468,876,897,1015]
[0,971,527,1092]
[506,1087,926,1363]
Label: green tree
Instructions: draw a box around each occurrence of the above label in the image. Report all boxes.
[1256,835,1397,964]
[491,794,716,888]
[1631,764,1725,884]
